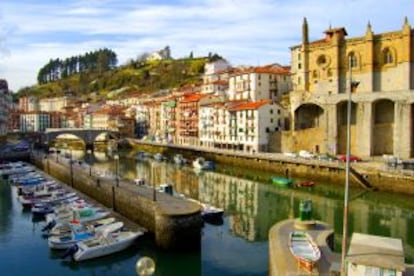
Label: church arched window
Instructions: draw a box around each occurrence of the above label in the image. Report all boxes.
[383,48,393,64]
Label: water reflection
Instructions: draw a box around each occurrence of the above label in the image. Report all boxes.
[78,152,414,263]
[0,179,13,235]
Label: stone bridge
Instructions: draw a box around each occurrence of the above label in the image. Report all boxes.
[42,128,120,151]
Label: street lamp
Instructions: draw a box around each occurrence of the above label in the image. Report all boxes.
[64,143,74,187]
[114,154,119,187]
[151,162,157,202]
[341,55,360,274]
[87,149,92,176]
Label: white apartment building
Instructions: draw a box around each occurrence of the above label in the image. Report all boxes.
[228,64,291,102]
[201,59,231,95]
[228,100,284,153]
[20,112,50,132]
[199,99,285,153]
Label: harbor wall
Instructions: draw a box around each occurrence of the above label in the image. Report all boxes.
[128,141,414,195]
[32,154,202,250]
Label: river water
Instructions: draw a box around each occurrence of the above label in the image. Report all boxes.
[0,149,413,275]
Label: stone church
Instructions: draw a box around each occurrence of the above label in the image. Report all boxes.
[284,17,414,159]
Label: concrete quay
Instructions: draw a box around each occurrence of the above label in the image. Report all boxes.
[268,219,340,276]
[32,153,203,251]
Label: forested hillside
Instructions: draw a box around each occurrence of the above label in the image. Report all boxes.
[16,50,223,102]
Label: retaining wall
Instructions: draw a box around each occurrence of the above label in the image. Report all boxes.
[32,154,202,250]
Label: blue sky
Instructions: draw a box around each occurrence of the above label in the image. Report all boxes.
[0,0,411,91]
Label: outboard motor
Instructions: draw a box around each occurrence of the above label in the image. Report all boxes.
[61,244,78,260]
[41,220,56,232]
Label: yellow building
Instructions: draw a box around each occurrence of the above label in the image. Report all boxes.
[287,17,414,159]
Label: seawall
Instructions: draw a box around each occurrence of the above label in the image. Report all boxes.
[31,152,203,251]
[127,140,414,196]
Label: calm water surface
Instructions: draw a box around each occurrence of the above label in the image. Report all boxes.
[0,150,413,275]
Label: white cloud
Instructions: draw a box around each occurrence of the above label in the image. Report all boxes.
[0,0,410,91]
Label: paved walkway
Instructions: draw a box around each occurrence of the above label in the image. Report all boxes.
[268,219,341,276]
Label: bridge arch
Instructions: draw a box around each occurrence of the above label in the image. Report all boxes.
[42,128,120,151]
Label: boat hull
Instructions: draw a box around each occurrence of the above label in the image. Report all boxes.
[73,231,143,261]
[270,176,293,187]
[288,231,321,273]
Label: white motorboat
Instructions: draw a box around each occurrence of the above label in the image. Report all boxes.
[173,154,186,165]
[192,157,214,170]
[48,221,124,249]
[153,153,166,161]
[66,228,144,261]
[45,217,116,236]
[18,191,77,208]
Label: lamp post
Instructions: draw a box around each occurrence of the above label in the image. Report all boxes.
[341,55,360,274]
[114,154,119,187]
[151,162,157,201]
[66,144,73,188]
[87,149,92,176]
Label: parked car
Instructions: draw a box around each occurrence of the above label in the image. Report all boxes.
[317,153,337,161]
[298,150,315,159]
[337,154,362,162]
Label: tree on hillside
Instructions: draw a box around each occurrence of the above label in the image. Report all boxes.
[36,48,118,85]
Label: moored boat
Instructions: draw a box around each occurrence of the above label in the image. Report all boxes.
[65,228,144,261]
[193,157,214,170]
[173,154,186,165]
[153,153,166,161]
[45,217,117,237]
[295,181,315,188]
[46,205,110,225]
[48,221,124,250]
[270,176,293,187]
[288,231,321,273]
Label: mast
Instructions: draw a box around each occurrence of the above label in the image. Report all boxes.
[341,55,353,275]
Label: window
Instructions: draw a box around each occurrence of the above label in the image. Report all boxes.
[327,68,333,77]
[383,48,393,64]
[298,63,302,69]
[270,109,273,114]
[348,52,358,68]
[317,55,327,66]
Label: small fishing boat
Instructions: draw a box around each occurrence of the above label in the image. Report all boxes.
[45,217,117,237]
[186,198,224,225]
[295,181,315,188]
[288,231,321,273]
[173,154,186,165]
[135,151,149,161]
[193,157,214,170]
[18,191,77,208]
[200,203,224,223]
[270,176,293,187]
[63,228,144,261]
[48,221,124,250]
[153,153,166,161]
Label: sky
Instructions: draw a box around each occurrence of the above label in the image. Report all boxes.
[0,0,412,92]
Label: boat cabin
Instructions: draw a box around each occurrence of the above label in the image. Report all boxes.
[346,233,405,276]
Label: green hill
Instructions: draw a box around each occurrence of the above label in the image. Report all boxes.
[16,56,214,102]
